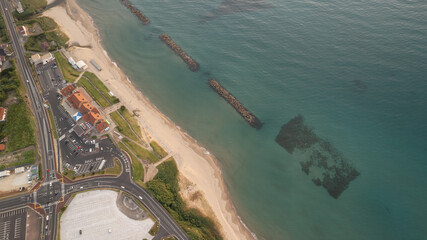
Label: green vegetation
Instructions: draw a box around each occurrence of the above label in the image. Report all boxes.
[1,99,36,152]
[83,72,119,104]
[13,0,47,21]
[146,160,221,240]
[24,31,68,51]
[122,138,158,163]
[0,64,35,153]
[110,111,138,141]
[38,163,42,179]
[150,141,168,159]
[0,149,36,170]
[0,13,10,42]
[77,78,110,108]
[54,52,80,82]
[118,142,144,185]
[47,106,58,139]
[104,158,122,175]
[24,16,57,31]
[149,222,160,236]
[119,106,142,138]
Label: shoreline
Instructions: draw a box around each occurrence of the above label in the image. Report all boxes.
[44,0,257,239]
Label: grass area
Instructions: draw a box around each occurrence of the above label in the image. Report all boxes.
[104,158,122,175]
[0,13,10,42]
[53,52,80,82]
[24,31,68,52]
[122,138,158,164]
[0,149,36,170]
[118,142,144,185]
[150,141,168,159]
[13,0,47,21]
[83,72,119,104]
[47,106,58,139]
[146,159,222,240]
[77,78,110,108]
[110,111,139,141]
[119,106,142,138]
[24,16,57,31]
[1,99,36,152]
[149,221,160,236]
[0,62,36,152]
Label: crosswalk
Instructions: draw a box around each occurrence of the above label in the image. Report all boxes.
[119,151,131,173]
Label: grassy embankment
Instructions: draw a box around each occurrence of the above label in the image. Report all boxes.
[53,52,79,82]
[122,138,158,164]
[118,106,141,137]
[0,149,36,170]
[46,107,58,139]
[0,13,10,42]
[146,159,222,240]
[118,142,144,185]
[150,141,168,159]
[110,111,139,141]
[0,63,36,153]
[63,158,122,180]
[77,72,119,108]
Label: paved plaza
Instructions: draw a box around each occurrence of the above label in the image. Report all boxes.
[60,190,154,240]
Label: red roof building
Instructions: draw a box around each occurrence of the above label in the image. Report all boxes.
[67,91,88,109]
[83,111,102,126]
[0,107,7,121]
[60,84,76,97]
[0,144,5,151]
[78,102,94,114]
[95,120,109,133]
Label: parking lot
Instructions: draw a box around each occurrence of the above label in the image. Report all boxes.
[35,58,119,176]
[0,207,27,240]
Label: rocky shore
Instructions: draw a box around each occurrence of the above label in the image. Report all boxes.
[120,0,150,24]
[159,34,199,72]
[209,79,262,129]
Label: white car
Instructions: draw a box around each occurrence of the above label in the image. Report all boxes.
[121,186,125,189]
[138,196,143,200]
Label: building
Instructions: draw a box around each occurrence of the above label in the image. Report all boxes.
[0,144,5,151]
[78,102,95,114]
[16,1,24,13]
[60,84,76,97]
[0,44,12,57]
[18,26,28,36]
[0,170,10,178]
[95,120,109,133]
[68,57,77,69]
[67,91,89,109]
[83,110,102,126]
[30,53,55,65]
[0,107,7,121]
[76,60,88,70]
[15,167,25,174]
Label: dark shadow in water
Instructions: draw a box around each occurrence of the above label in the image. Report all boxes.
[353,79,368,92]
[276,115,360,199]
[200,0,271,22]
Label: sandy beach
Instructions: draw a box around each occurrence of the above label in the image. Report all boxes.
[43,0,256,239]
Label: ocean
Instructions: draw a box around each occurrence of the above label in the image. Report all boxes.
[77,0,427,239]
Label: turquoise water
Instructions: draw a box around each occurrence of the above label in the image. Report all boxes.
[78,0,427,239]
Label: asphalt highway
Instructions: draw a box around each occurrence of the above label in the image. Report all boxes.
[0,0,190,239]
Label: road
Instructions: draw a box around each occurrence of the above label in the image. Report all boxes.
[0,0,190,239]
